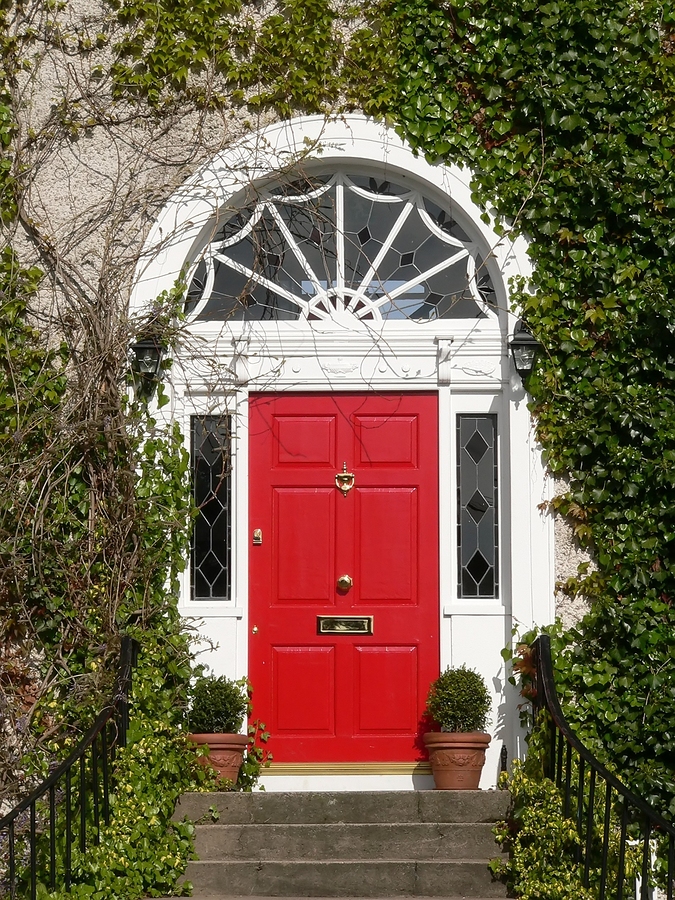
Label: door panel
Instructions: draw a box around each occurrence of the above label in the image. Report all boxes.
[274,416,336,466]
[354,645,418,733]
[356,488,417,603]
[355,416,418,466]
[249,392,439,762]
[273,646,335,733]
[274,489,335,603]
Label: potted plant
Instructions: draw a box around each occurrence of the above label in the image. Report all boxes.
[187,674,251,785]
[423,665,492,790]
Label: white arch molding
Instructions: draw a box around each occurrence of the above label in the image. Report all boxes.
[131,116,554,791]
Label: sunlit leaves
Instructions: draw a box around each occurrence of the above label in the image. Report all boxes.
[382,0,675,819]
[101,0,675,834]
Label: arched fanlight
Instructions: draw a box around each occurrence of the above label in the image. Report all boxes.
[185,170,498,324]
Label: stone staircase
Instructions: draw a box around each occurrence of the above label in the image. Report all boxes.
[173,791,509,899]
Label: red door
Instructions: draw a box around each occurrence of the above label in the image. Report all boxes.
[249,392,439,762]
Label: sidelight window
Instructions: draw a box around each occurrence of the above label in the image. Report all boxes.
[457,415,498,598]
[191,416,232,600]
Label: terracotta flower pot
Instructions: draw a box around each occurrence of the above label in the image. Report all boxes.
[188,732,248,784]
[423,731,491,790]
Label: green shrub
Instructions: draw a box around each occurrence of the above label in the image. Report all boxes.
[188,675,251,734]
[491,761,595,900]
[425,665,490,732]
[491,726,640,900]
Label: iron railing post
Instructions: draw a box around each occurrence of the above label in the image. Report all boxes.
[530,635,675,900]
[0,636,138,897]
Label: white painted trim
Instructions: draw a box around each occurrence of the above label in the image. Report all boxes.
[443,603,506,616]
[258,773,436,792]
[437,382,453,675]
[182,607,244,618]
[133,115,553,789]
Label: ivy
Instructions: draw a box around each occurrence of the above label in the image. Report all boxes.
[381,0,675,821]
[0,273,205,894]
[3,0,675,892]
[111,0,243,105]
[30,631,215,900]
[0,28,204,891]
[229,0,343,114]
[544,612,675,818]
[492,761,596,900]
[110,0,347,111]
[492,724,640,899]
[110,0,401,113]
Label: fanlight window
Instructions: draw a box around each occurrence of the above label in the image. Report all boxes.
[186,171,496,323]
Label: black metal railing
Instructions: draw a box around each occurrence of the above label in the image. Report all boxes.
[532,634,675,900]
[0,636,138,900]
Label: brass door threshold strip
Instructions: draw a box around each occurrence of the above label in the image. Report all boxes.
[266,762,432,776]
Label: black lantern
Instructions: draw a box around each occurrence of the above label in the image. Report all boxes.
[509,320,542,381]
[130,337,165,397]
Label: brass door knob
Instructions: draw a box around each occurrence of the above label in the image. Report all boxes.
[337,574,353,591]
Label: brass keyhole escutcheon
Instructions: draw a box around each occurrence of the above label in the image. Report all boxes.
[337,574,353,591]
[335,462,355,497]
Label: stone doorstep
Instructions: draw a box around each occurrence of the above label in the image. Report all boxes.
[193,822,507,862]
[174,792,509,900]
[175,791,510,826]
[183,860,507,898]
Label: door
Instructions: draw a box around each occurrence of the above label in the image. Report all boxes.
[248,392,439,762]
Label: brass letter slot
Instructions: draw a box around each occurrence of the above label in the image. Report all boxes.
[317,616,373,635]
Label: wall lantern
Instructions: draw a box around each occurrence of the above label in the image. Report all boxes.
[129,337,165,397]
[509,320,542,381]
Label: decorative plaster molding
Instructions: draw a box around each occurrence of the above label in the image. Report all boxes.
[321,357,359,376]
[435,336,454,384]
[231,335,251,384]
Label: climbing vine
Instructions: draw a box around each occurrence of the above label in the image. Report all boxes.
[379,0,675,818]
[3,0,675,893]
[113,0,675,816]
[491,723,641,899]
[0,6,206,898]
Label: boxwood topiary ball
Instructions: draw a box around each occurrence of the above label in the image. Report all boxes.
[425,665,491,733]
[188,675,251,734]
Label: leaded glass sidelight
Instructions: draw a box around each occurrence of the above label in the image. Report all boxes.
[191,416,231,600]
[185,171,496,323]
[457,415,498,598]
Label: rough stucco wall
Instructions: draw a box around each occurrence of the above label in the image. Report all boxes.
[13,0,284,338]
[554,516,592,628]
[553,477,594,629]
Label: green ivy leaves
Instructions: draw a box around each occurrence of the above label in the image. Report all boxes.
[111,0,243,104]
[492,759,596,900]
[111,0,349,111]
[229,0,343,114]
[377,0,675,821]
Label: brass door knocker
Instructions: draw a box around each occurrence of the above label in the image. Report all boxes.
[335,462,355,497]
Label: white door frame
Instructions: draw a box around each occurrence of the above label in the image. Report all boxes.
[131,115,554,790]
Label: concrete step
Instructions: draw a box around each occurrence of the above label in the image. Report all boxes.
[183,860,508,897]
[176,791,509,826]
[177,791,509,898]
[194,823,506,862]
